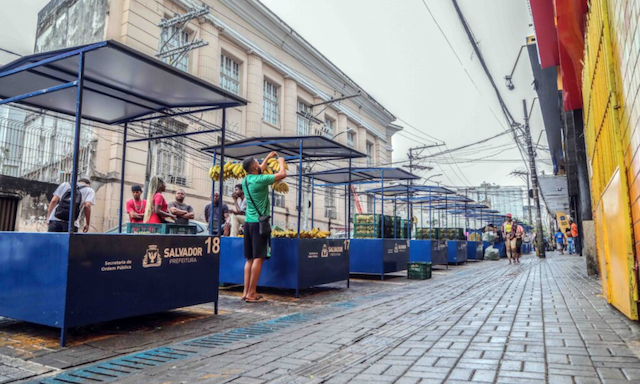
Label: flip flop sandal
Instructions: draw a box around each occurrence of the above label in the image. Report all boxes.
[243,295,263,302]
[245,296,266,303]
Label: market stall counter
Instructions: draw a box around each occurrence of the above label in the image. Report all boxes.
[201,136,366,296]
[447,240,468,265]
[467,240,484,260]
[310,168,420,280]
[0,40,247,345]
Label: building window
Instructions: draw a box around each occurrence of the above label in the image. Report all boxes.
[153,119,188,187]
[323,117,334,138]
[366,141,374,166]
[263,80,279,125]
[220,53,240,94]
[223,182,235,197]
[367,195,374,213]
[347,131,355,148]
[273,193,285,208]
[297,101,311,136]
[159,26,190,72]
[324,187,336,218]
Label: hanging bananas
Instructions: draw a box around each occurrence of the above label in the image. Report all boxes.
[208,158,289,195]
[271,181,289,194]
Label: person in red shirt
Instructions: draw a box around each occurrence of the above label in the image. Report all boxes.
[570,219,580,255]
[144,177,175,224]
[125,185,146,223]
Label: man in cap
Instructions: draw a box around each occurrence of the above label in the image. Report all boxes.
[126,185,146,223]
[501,213,516,264]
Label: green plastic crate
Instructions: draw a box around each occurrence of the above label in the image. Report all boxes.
[407,262,432,280]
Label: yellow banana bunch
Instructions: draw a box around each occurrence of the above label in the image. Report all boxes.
[299,228,332,239]
[209,165,221,181]
[271,181,289,194]
[231,162,246,178]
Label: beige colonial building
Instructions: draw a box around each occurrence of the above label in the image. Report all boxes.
[29,0,402,232]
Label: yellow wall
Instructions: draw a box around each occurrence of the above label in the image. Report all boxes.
[583,0,639,319]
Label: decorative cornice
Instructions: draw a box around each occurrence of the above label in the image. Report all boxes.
[176,0,392,141]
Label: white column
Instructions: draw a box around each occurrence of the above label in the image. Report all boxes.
[245,53,263,138]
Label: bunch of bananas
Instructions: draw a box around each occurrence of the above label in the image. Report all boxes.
[272,229,298,238]
[272,228,331,239]
[208,162,246,181]
[208,165,221,181]
[271,181,289,193]
[207,158,290,195]
[300,228,331,239]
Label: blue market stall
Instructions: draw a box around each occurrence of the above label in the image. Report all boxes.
[0,40,248,345]
[425,195,475,265]
[201,136,366,297]
[308,167,420,280]
[366,185,456,269]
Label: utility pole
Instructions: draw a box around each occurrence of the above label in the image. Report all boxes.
[523,99,545,258]
[406,144,444,180]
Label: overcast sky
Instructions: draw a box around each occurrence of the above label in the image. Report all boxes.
[0,0,551,188]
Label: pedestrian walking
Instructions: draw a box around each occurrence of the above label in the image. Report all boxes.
[570,219,581,255]
[229,184,247,236]
[46,177,96,232]
[501,213,516,264]
[144,177,176,224]
[168,189,195,224]
[565,228,574,254]
[125,184,146,223]
[241,152,287,303]
[555,228,565,254]
[513,219,524,263]
[205,192,229,235]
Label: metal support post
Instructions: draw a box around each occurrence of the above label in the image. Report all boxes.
[210,150,217,235]
[118,123,128,233]
[311,176,315,228]
[297,140,303,237]
[218,109,226,236]
[68,52,85,233]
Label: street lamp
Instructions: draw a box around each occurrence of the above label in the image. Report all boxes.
[423,173,442,184]
[331,127,354,140]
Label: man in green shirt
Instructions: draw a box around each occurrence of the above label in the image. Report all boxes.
[241,151,287,302]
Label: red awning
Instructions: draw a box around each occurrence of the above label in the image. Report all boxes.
[530,0,560,68]
[556,0,588,111]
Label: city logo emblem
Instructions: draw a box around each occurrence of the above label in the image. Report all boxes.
[321,244,329,258]
[406,240,410,248]
[143,245,162,268]
[394,243,399,253]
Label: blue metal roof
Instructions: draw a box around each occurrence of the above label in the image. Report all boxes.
[201,136,366,161]
[364,185,454,196]
[307,167,419,184]
[0,40,247,125]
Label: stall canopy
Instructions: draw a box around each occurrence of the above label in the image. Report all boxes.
[201,136,365,161]
[308,167,419,185]
[365,185,454,197]
[0,40,247,125]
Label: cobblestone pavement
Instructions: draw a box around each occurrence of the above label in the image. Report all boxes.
[4,253,640,383]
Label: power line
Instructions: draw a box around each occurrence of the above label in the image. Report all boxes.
[0,47,22,58]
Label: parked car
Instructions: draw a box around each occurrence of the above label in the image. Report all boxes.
[106,220,210,235]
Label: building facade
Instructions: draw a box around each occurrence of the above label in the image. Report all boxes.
[18,0,402,232]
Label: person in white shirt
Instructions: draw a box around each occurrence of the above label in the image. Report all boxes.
[46,178,96,232]
[229,183,247,236]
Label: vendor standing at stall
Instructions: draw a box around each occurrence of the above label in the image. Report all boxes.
[205,192,229,235]
[241,152,286,303]
[168,189,194,224]
[125,185,146,223]
[144,177,176,223]
[229,184,247,236]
